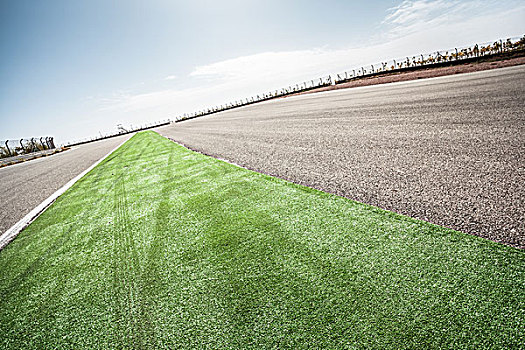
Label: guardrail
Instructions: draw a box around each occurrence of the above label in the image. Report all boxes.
[173,35,524,124]
[0,137,55,159]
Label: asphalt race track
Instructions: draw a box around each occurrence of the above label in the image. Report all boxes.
[0,135,129,234]
[157,65,525,248]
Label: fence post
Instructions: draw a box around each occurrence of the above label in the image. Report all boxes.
[5,140,11,156]
[32,138,38,152]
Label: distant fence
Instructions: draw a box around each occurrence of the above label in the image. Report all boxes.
[174,75,333,122]
[333,36,525,84]
[63,120,171,147]
[0,137,55,159]
[173,35,524,124]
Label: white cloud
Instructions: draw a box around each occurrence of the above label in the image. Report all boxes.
[188,1,524,85]
[190,49,367,85]
[164,75,177,80]
[189,7,521,83]
[384,0,458,26]
[97,0,525,125]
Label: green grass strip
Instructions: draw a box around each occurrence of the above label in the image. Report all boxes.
[0,131,523,349]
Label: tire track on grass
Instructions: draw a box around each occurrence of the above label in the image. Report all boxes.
[139,151,174,345]
[111,141,153,349]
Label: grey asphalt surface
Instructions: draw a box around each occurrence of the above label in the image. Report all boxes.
[0,135,129,234]
[157,65,525,249]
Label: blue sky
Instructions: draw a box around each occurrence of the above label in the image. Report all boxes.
[1,0,524,143]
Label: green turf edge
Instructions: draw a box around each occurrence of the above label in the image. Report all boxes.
[165,134,521,252]
[0,130,523,349]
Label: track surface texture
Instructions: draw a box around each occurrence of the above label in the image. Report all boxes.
[0,135,129,234]
[157,65,525,249]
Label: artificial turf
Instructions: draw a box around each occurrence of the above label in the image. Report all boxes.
[0,131,523,349]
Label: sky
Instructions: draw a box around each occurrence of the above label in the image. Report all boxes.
[1,0,524,144]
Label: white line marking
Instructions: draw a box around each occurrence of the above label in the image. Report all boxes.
[0,136,131,251]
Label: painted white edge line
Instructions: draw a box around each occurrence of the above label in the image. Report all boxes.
[0,135,131,251]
